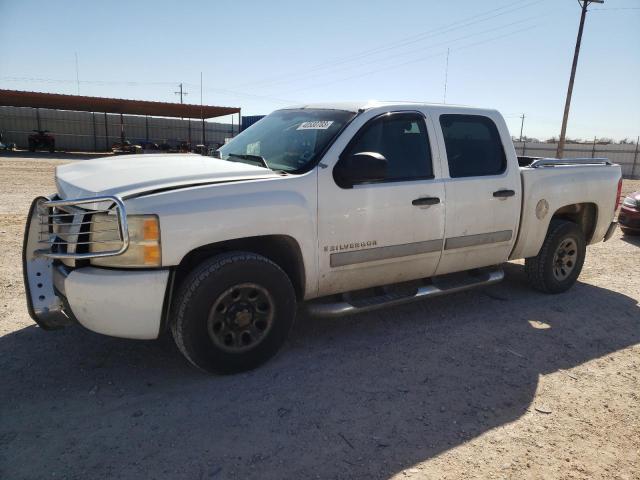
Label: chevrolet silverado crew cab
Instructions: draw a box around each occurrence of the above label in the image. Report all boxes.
[23,101,622,374]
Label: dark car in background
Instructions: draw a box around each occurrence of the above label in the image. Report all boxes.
[140,141,160,151]
[619,191,640,235]
[28,130,55,152]
[159,140,179,152]
[111,140,142,154]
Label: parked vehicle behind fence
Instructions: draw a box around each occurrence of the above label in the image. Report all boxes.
[28,130,55,153]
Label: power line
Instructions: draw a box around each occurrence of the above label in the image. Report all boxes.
[239,0,545,90]
[0,76,178,86]
[276,25,536,96]
[241,13,545,93]
[181,82,298,104]
[589,7,640,10]
[234,0,547,90]
[0,76,297,104]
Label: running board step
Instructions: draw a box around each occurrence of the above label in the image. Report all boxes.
[306,268,504,318]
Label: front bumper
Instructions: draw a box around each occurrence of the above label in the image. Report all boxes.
[25,260,169,339]
[23,196,169,339]
[63,267,169,339]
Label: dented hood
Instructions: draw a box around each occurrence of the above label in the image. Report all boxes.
[55,153,278,199]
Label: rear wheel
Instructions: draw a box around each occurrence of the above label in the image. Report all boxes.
[525,219,586,294]
[171,252,297,374]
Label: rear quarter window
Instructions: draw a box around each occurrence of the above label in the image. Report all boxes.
[439,114,506,178]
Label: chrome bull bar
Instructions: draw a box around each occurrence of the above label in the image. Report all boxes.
[34,195,130,260]
[23,195,129,329]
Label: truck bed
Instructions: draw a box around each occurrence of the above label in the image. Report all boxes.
[510,157,621,260]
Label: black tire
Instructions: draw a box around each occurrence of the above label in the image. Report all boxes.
[525,219,586,294]
[171,252,297,374]
[620,227,639,236]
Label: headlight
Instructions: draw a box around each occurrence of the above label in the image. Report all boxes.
[90,214,161,268]
[622,195,639,209]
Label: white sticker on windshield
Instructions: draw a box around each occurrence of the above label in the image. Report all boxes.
[297,121,334,130]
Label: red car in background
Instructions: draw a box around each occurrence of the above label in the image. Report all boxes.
[619,191,640,235]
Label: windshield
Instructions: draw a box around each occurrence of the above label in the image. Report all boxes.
[216,109,356,173]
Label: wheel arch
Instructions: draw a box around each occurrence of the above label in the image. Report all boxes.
[174,234,306,301]
[550,202,598,243]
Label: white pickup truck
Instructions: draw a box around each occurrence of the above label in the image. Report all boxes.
[23,101,622,373]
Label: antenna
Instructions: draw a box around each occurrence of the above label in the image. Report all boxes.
[443,48,450,104]
[75,52,80,95]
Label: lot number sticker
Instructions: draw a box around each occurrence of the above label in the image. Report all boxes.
[297,121,334,130]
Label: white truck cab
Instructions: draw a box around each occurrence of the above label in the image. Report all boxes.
[23,101,622,373]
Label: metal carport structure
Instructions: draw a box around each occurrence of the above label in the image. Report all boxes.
[0,89,241,149]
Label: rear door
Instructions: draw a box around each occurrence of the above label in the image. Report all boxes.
[432,111,521,275]
[316,109,446,297]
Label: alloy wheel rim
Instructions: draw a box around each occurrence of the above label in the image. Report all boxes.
[552,238,578,281]
[207,283,275,353]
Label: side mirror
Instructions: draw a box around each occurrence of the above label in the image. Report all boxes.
[335,152,387,188]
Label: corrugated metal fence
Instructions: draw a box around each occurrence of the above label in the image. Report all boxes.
[2,105,638,178]
[514,141,639,179]
[0,106,236,151]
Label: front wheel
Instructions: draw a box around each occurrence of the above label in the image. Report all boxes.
[171,252,297,374]
[525,219,586,294]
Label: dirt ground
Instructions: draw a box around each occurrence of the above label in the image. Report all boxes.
[0,152,638,480]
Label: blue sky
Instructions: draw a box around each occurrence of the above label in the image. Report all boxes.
[1,0,639,140]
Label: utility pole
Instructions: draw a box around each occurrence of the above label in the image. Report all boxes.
[519,114,526,142]
[556,0,603,159]
[174,83,188,104]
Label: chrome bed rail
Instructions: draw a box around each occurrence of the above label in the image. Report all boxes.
[528,157,612,168]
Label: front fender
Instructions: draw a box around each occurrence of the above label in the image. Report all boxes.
[125,173,319,297]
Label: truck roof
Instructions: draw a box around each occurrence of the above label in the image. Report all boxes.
[282,100,491,114]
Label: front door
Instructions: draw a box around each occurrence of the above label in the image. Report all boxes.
[317,110,446,297]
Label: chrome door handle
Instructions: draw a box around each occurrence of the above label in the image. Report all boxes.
[412,197,440,206]
[493,189,515,198]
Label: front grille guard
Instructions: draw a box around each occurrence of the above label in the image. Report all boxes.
[35,195,130,260]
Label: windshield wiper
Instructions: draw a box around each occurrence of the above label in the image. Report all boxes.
[227,153,270,170]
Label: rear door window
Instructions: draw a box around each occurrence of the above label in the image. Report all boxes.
[439,114,506,178]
